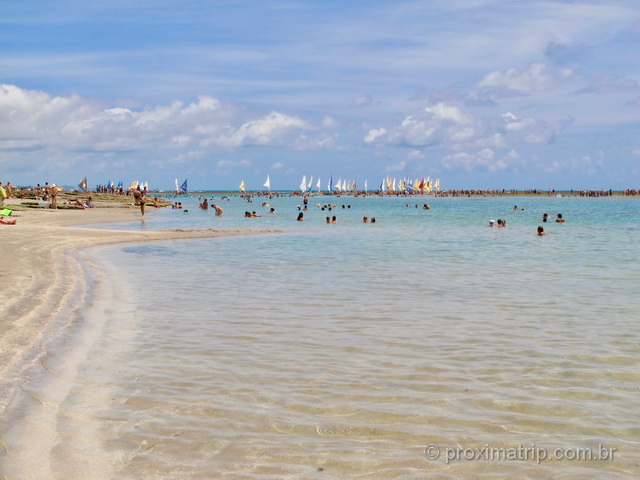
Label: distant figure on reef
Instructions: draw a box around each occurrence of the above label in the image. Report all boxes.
[537,226,546,236]
[556,213,566,223]
[49,185,58,209]
[139,190,147,216]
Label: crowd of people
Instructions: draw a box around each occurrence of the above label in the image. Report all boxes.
[0,180,574,234]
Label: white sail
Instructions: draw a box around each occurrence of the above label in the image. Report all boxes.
[300,175,307,192]
[316,177,322,192]
[263,175,271,191]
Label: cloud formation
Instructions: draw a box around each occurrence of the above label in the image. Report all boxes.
[0,85,311,154]
[479,63,574,94]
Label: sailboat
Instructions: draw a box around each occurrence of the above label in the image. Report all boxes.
[263,175,271,192]
[300,175,307,193]
[239,180,246,193]
[180,179,188,194]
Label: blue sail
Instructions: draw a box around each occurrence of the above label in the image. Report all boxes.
[180,179,188,193]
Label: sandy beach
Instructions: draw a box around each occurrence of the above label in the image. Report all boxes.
[0,201,265,416]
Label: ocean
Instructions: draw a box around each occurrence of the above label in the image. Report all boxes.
[2,193,639,479]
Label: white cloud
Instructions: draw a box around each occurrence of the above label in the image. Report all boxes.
[228,112,308,147]
[364,127,386,144]
[352,95,373,108]
[0,85,310,155]
[539,154,604,175]
[385,161,406,172]
[441,148,521,173]
[322,116,338,128]
[479,62,573,93]
[576,74,640,95]
[271,162,284,169]
[384,103,479,147]
[407,149,424,160]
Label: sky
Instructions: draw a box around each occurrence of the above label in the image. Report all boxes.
[1,0,639,190]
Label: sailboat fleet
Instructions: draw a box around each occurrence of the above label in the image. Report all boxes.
[90,175,439,195]
[244,174,441,195]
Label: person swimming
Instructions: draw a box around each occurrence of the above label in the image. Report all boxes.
[556,213,566,223]
[537,226,546,236]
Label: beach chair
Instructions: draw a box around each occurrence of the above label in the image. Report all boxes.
[37,197,49,208]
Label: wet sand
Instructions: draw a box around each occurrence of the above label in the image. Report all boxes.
[0,203,270,414]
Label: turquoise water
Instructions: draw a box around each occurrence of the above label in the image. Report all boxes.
[2,194,639,479]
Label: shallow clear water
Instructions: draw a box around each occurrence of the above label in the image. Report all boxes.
[2,194,640,479]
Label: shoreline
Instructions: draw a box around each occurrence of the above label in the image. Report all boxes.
[0,206,275,415]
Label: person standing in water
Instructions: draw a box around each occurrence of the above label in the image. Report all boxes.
[140,190,147,216]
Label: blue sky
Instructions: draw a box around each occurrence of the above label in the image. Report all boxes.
[1,0,639,190]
